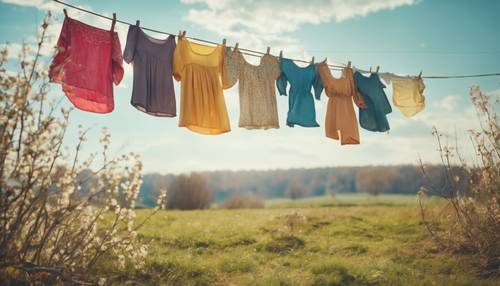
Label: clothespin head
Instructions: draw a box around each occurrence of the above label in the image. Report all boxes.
[418,70,422,78]
[234,42,239,50]
[324,57,328,64]
[370,66,372,73]
[63,8,68,17]
[347,61,351,68]
[136,20,140,27]
[222,38,227,46]
[279,50,283,59]
[376,66,380,73]
[110,13,117,31]
[311,56,315,64]
[182,30,186,37]
[266,47,271,54]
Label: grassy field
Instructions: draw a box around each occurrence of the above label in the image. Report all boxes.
[112,195,498,285]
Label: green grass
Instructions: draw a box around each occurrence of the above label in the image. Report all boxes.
[111,195,498,285]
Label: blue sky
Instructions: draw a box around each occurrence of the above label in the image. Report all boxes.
[1,0,499,174]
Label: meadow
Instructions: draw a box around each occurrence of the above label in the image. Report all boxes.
[102,195,499,286]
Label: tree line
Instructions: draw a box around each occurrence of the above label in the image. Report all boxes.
[137,164,454,208]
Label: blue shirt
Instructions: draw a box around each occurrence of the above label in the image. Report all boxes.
[276,58,323,127]
[353,71,392,132]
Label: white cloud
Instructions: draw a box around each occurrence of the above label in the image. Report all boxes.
[432,95,459,112]
[180,0,418,59]
[0,0,58,10]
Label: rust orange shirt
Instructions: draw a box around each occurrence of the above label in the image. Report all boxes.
[316,63,365,145]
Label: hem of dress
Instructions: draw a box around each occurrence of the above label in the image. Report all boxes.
[59,86,114,114]
[131,103,176,117]
[239,124,280,130]
[286,122,320,128]
[326,131,360,145]
[180,124,231,135]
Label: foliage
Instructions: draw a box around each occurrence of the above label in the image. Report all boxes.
[356,167,396,196]
[221,191,264,209]
[166,173,212,210]
[0,15,166,284]
[418,85,500,275]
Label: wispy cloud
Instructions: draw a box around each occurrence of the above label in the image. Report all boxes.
[180,0,418,59]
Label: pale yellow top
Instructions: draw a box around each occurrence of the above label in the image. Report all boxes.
[173,36,231,135]
[381,74,425,117]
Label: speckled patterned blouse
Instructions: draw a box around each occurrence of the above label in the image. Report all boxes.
[226,48,281,129]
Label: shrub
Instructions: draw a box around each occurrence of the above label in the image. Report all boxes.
[418,85,500,275]
[166,173,212,210]
[0,15,166,284]
[221,192,264,209]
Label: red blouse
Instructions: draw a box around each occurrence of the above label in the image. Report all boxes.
[49,16,124,113]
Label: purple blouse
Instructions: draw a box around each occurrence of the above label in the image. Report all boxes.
[123,25,176,117]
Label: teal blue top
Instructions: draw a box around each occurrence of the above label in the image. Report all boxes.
[277,58,323,127]
[353,71,391,132]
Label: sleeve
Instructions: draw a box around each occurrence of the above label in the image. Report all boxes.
[379,73,392,85]
[270,57,282,80]
[313,66,324,100]
[276,69,288,96]
[49,17,71,80]
[172,39,183,82]
[353,91,368,109]
[222,47,238,89]
[111,32,124,85]
[123,26,137,64]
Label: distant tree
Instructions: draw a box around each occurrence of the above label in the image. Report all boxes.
[221,192,264,209]
[166,173,212,210]
[285,180,306,200]
[356,168,395,196]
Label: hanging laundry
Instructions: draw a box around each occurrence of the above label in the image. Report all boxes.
[226,48,281,129]
[123,25,177,117]
[173,36,232,135]
[223,46,239,89]
[49,16,123,113]
[316,63,367,144]
[380,73,425,117]
[353,71,392,132]
[277,58,323,127]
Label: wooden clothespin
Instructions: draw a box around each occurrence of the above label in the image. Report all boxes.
[311,56,315,64]
[376,66,380,73]
[418,70,422,78]
[182,30,186,37]
[323,57,328,64]
[266,47,271,54]
[347,61,351,68]
[370,66,372,73]
[279,50,283,60]
[234,42,239,50]
[136,20,140,27]
[110,13,117,31]
[63,8,68,17]
[222,38,227,46]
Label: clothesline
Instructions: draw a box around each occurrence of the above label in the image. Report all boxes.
[52,0,500,80]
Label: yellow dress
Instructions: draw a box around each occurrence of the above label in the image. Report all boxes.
[173,36,231,135]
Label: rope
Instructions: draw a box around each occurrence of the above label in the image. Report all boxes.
[52,0,500,80]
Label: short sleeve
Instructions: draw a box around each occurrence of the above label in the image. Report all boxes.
[222,47,238,89]
[173,38,183,81]
[269,56,281,80]
[111,32,124,85]
[379,73,392,85]
[353,91,368,109]
[313,66,323,100]
[276,68,288,96]
[123,26,138,64]
[49,17,71,81]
